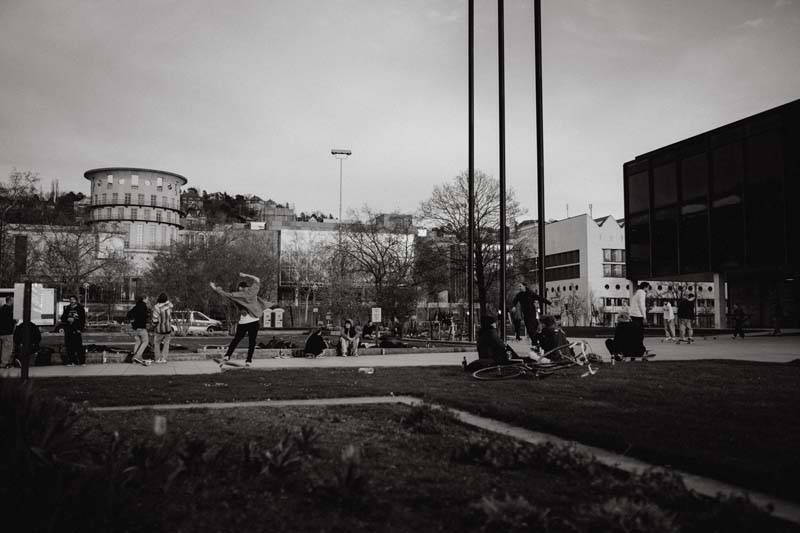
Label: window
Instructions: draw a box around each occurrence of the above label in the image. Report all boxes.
[117,207,124,219]
[653,162,678,208]
[131,208,138,220]
[136,225,144,247]
[124,193,131,205]
[138,193,144,205]
[144,209,151,221]
[627,170,649,214]
[150,195,157,206]
[157,177,163,191]
[106,207,112,218]
[162,196,167,207]
[148,225,156,246]
[118,178,124,185]
[112,193,118,204]
[106,175,114,187]
[93,195,98,205]
[131,175,139,188]
[171,198,175,209]
[156,212,162,223]
[101,193,107,204]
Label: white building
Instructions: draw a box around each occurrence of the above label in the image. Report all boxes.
[517,214,718,327]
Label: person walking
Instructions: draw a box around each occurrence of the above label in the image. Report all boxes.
[210,273,270,367]
[628,282,650,354]
[13,319,41,365]
[509,302,524,341]
[150,293,174,364]
[662,300,676,341]
[731,303,746,339]
[511,282,551,348]
[126,296,150,363]
[676,293,696,344]
[59,295,86,366]
[0,297,17,368]
[771,300,783,336]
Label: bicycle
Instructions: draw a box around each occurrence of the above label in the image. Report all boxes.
[472,340,605,381]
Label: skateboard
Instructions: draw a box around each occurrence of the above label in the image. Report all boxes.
[213,357,246,370]
[674,338,695,345]
[132,357,151,366]
[617,352,656,361]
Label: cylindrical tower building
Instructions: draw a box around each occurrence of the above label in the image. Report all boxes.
[84,167,187,249]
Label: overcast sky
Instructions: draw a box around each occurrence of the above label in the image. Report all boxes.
[1,0,798,221]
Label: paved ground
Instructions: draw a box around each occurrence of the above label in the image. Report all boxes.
[2,332,798,378]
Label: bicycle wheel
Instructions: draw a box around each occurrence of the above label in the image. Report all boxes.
[473,365,525,381]
[535,361,575,377]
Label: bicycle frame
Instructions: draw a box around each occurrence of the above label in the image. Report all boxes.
[472,340,601,381]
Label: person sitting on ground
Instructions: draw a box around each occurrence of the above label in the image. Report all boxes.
[605,312,647,361]
[362,319,377,339]
[464,315,520,372]
[537,315,571,362]
[338,319,359,357]
[304,328,328,358]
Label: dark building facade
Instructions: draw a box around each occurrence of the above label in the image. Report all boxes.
[624,99,800,328]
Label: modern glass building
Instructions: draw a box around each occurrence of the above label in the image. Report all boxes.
[624,99,799,328]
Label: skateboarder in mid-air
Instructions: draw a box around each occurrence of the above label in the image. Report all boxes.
[210,272,270,368]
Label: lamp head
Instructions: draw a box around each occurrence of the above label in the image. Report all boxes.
[331,149,352,156]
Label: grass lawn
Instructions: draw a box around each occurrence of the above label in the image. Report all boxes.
[24,360,800,505]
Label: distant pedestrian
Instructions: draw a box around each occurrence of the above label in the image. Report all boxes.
[362,320,377,339]
[13,319,41,364]
[511,282,551,348]
[127,296,150,363]
[662,301,676,341]
[771,300,783,336]
[151,293,174,364]
[59,295,86,366]
[304,328,327,358]
[338,318,359,357]
[509,302,523,341]
[628,282,650,353]
[731,303,746,339]
[676,293,695,344]
[0,297,16,369]
[210,272,270,367]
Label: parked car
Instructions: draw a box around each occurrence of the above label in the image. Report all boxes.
[171,310,223,334]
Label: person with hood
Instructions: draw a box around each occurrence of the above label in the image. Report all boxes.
[605,311,648,361]
[463,315,521,372]
[126,295,150,363]
[210,272,270,367]
[304,328,328,358]
[150,293,174,364]
[511,282,552,348]
[59,295,86,366]
[338,318,359,357]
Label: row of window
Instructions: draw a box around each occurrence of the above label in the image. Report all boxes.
[602,248,625,262]
[544,249,579,268]
[602,264,627,278]
[98,174,179,194]
[94,208,177,224]
[93,194,177,209]
[123,223,176,249]
[602,297,630,307]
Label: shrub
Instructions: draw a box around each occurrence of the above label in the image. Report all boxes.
[578,497,679,533]
[398,403,457,434]
[334,444,368,498]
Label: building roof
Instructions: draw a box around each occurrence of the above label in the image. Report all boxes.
[83,167,188,185]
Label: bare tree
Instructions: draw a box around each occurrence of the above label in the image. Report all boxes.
[340,207,418,323]
[281,230,330,325]
[0,170,39,284]
[560,292,588,327]
[418,170,525,317]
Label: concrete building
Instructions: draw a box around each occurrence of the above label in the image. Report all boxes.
[516,214,716,327]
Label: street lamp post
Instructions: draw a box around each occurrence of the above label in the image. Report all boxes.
[331,149,352,325]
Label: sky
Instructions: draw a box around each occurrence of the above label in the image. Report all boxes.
[1,0,798,222]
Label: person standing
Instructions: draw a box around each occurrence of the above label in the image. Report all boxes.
[0,297,17,369]
[508,302,523,341]
[151,293,174,364]
[731,303,746,339]
[628,282,650,354]
[511,282,551,348]
[662,300,676,341]
[60,295,86,366]
[210,273,269,367]
[676,293,696,344]
[126,296,150,363]
[771,300,783,336]
[338,319,359,357]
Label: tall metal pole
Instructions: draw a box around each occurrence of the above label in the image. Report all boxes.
[338,157,343,322]
[498,0,507,339]
[20,280,32,382]
[468,0,475,342]
[534,0,546,311]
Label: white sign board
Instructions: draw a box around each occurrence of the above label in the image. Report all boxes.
[13,283,56,326]
[371,307,382,323]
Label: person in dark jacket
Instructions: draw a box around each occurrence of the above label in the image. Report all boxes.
[13,320,41,365]
[605,312,646,361]
[731,304,746,339]
[511,282,551,348]
[303,328,328,358]
[676,293,695,344]
[60,295,86,366]
[463,315,524,372]
[537,315,571,362]
[126,296,150,362]
[0,297,16,368]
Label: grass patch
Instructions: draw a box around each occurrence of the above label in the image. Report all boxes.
[17,359,800,503]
